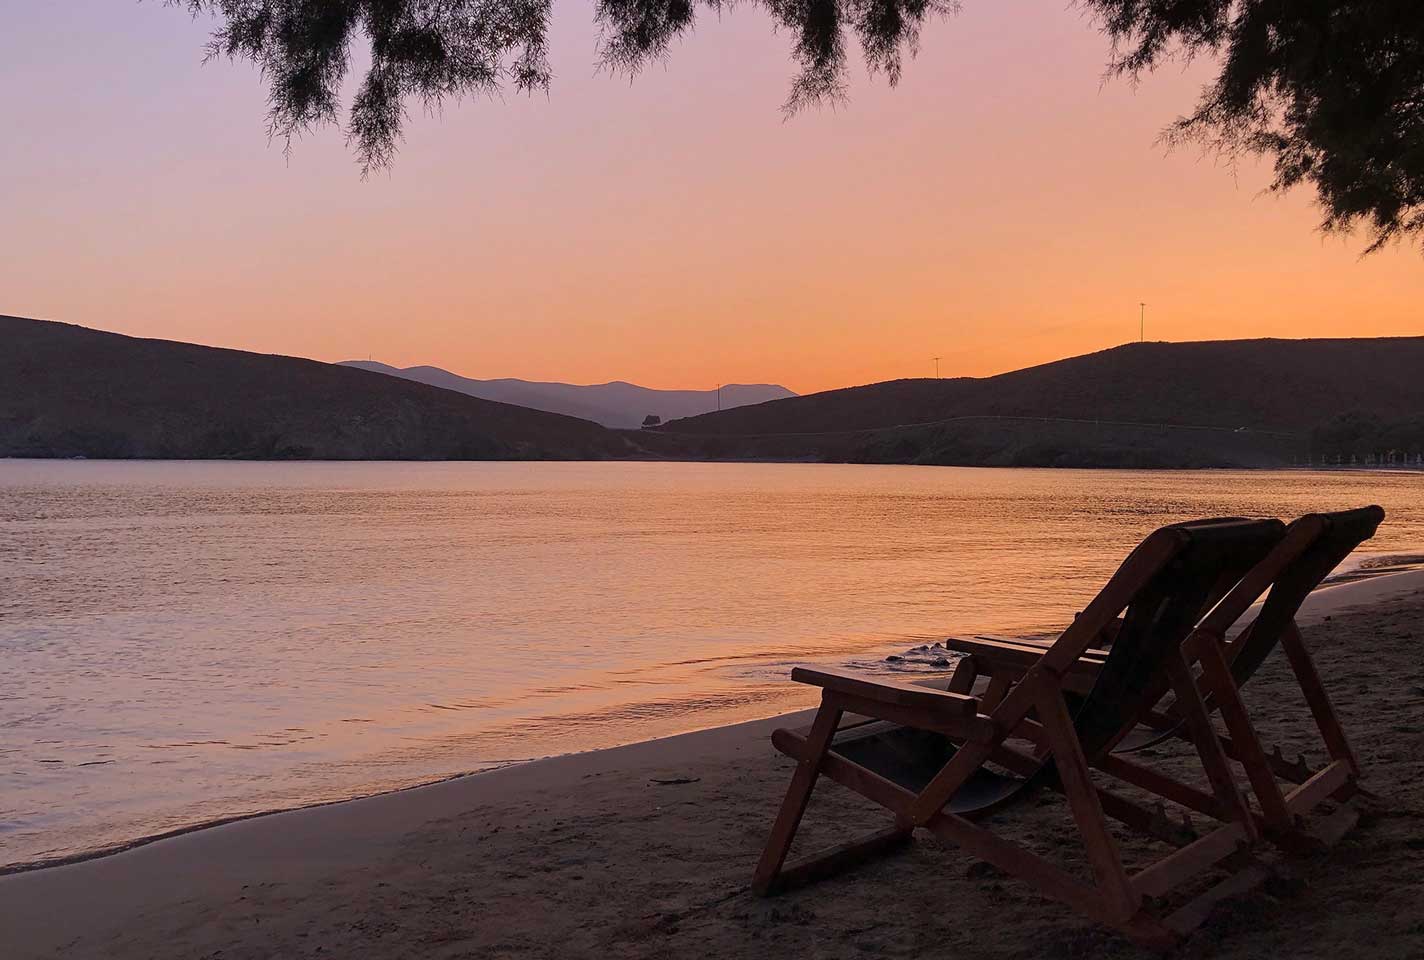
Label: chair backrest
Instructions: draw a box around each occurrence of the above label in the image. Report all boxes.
[1068,517,1287,760]
[1224,505,1385,686]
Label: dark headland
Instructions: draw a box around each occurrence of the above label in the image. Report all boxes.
[643,336,1424,468]
[5,314,1423,467]
[0,315,630,460]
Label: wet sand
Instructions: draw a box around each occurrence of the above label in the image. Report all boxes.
[3,571,1422,959]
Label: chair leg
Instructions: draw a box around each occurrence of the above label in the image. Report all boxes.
[1034,683,1139,922]
[771,825,914,894]
[1163,649,1260,840]
[1279,623,1361,775]
[1188,635,1293,834]
[752,697,843,895]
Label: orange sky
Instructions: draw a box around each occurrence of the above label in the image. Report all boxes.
[2,2,1420,394]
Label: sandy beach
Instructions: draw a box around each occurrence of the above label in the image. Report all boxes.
[4,570,1422,959]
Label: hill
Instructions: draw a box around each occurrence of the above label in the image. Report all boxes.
[657,338,1424,435]
[1,316,629,460]
[339,360,795,428]
[640,338,1424,468]
[9,320,1419,467]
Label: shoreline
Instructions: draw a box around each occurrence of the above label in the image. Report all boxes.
[0,705,814,958]
[4,569,1421,958]
[5,572,1418,951]
[4,566,1420,883]
[7,456,1424,483]
[7,454,1424,473]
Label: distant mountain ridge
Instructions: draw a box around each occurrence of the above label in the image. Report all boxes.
[8,315,1421,469]
[339,360,796,428]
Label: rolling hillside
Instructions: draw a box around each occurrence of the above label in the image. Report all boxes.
[340,361,795,428]
[657,338,1424,436]
[1,316,629,460]
[8,318,1420,468]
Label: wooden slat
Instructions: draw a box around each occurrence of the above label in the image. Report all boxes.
[781,711,881,742]
[908,737,995,825]
[991,743,1191,846]
[1279,624,1362,774]
[831,692,998,743]
[1163,865,1270,937]
[770,726,805,760]
[941,637,1042,674]
[1162,648,1258,838]
[770,827,913,894]
[947,655,979,694]
[1131,825,1248,899]
[1186,632,1292,832]
[1189,729,1318,786]
[921,810,1114,925]
[753,698,844,894]
[809,737,918,816]
[811,739,1122,928]
[1094,753,1228,820]
[1034,682,1138,921]
[1285,759,1352,817]
[1096,792,1194,848]
[1010,716,1048,747]
[943,636,1105,677]
[910,657,1059,823]
[989,743,1041,776]
[791,666,980,714]
[976,634,1111,660]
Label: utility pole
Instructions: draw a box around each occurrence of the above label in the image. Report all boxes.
[932,356,942,379]
[1139,302,1145,342]
[716,384,722,412]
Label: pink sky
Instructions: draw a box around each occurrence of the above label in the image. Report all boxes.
[2,1,1420,394]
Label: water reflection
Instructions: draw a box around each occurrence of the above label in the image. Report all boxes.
[1,460,1420,869]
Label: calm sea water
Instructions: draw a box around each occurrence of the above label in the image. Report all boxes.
[3,460,1422,870]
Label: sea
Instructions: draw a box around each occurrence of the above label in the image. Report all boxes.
[3,460,1421,870]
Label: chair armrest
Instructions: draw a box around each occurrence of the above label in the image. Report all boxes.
[943,636,1106,677]
[790,666,979,715]
[971,635,1111,661]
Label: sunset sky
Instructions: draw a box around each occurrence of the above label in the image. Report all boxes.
[2,1,1420,394]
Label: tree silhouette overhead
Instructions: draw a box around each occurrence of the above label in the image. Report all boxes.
[183,1,1423,251]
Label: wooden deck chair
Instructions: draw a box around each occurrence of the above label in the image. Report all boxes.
[1125,505,1385,845]
[752,517,1285,949]
[950,506,1385,848]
